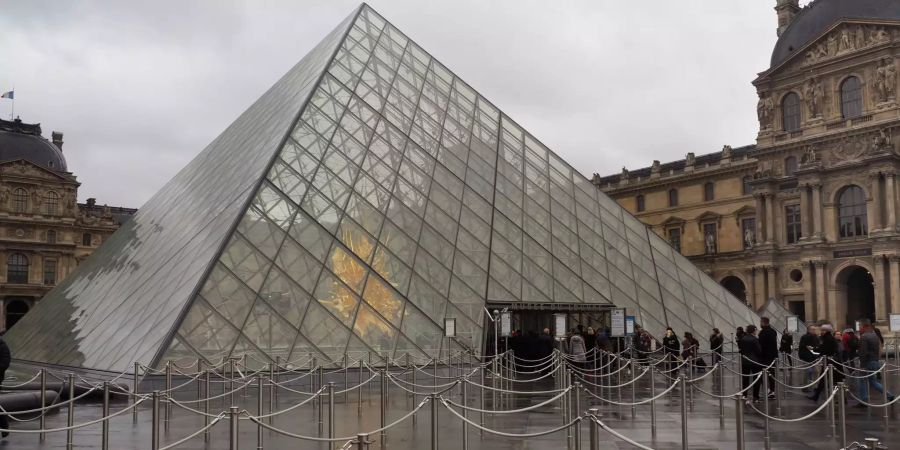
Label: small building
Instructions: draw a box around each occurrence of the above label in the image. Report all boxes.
[0,117,136,330]
[595,0,900,330]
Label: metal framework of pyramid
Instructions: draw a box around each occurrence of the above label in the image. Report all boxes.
[7,4,764,373]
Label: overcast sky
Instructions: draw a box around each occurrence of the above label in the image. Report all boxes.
[0,1,805,208]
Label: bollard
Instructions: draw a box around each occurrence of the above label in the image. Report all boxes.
[838,382,847,449]
[39,368,46,442]
[380,370,387,447]
[328,382,336,447]
[734,394,745,450]
[133,362,140,424]
[588,408,599,450]
[204,370,211,442]
[102,381,110,450]
[762,366,771,450]
[356,433,369,450]
[229,358,236,406]
[574,381,582,450]
[650,365,657,438]
[826,365,834,435]
[461,376,469,450]
[152,391,160,450]
[679,376,687,450]
[718,364,725,429]
[430,394,439,450]
[229,406,239,450]
[164,362,171,430]
[631,363,636,419]
[257,377,264,450]
[66,374,75,450]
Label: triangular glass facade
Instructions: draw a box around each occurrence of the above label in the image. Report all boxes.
[7,4,761,373]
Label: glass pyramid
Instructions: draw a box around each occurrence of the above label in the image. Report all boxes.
[6,4,761,372]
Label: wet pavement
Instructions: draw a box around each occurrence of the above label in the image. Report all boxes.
[0,358,898,449]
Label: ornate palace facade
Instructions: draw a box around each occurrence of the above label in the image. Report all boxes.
[595,0,900,329]
[0,117,136,331]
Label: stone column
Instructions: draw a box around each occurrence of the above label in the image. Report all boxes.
[765,194,776,244]
[746,267,757,309]
[766,266,778,304]
[755,194,765,244]
[753,266,767,310]
[812,184,823,238]
[869,173,883,233]
[890,256,900,315]
[802,261,814,322]
[885,173,897,232]
[814,261,828,321]
[800,184,811,240]
[873,255,887,322]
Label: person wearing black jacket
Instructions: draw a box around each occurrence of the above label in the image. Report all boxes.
[779,329,794,368]
[0,335,10,437]
[739,325,763,402]
[662,327,680,374]
[798,325,820,389]
[710,328,724,365]
[809,324,843,402]
[758,317,778,398]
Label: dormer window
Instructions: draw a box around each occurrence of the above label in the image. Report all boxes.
[840,76,862,119]
[782,92,801,132]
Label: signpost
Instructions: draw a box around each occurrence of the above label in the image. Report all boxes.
[611,309,626,338]
[786,315,799,333]
[891,314,900,333]
[554,313,567,338]
[500,311,512,337]
[626,316,635,336]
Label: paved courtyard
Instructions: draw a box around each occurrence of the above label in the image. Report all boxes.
[0,358,897,449]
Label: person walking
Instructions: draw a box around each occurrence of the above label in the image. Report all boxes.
[0,335,10,437]
[798,325,820,391]
[779,328,794,368]
[662,327,680,374]
[857,319,895,407]
[809,324,843,402]
[710,328,724,365]
[739,325,763,402]
[759,317,778,398]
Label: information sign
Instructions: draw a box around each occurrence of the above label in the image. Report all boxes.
[611,308,626,337]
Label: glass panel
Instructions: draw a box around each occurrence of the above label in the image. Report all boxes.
[314,272,360,326]
[353,302,398,355]
[259,266,312,329]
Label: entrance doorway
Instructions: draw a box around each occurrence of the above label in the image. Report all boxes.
[5,298,31,330]
[482,303,613,356]
[720,276,747,304]
[836,266,875,327]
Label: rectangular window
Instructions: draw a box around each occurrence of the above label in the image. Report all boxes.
[82,233,92,246]
[741,218,756,249]
[667,228,681,253]
[636,195,645,213]
[43,259,57,285]
[785,204,802,244]
[704,183,714,201]
[703,223,717,254]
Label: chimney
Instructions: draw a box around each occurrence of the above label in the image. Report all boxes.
[775,0,800,37]
[52,131,64,151]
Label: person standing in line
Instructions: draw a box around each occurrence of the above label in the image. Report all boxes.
[758,317,778,399]
[739,325,763,402]
[662,327,680,374]
[569,331,587,371]
[857,319,895,407]
[798,325,820,391]
[538,328,555,375]
[0,335,10,438]
[710,328,724,365]
[779,328,794,368]
[809,324,843,402]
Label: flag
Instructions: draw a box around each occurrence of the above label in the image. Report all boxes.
[0,91,12,99]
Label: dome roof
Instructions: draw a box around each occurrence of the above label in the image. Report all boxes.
[771,0,900,68]
[0,118,68,172]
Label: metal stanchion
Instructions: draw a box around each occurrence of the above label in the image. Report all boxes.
[204,369,211,442]
[197,359,203,406]
[268,363,275,424]
[461,376,469,450]
[257,377,264,450]
[39,368,46,442]
[358,357,363,415]
[275,356,281,403]
[102,381,110,450]
[66,374,75,450]
[430,394,439,450]
[229,358,236,406]
[152,391,160,450]
[679,376,687,450]
[588,408,599,450]
[826,365,834,435]
[631,362,636,419]
[380,370,387,447]
[356,433,369,450]
[574,381,582,450]
[343,355,349,403]
[164,361,171,430]
[838,382,847,449]
[883,362,890,429]
[133,362,140,424]
[734,394,745,450]
[229,406,239,450]
[328,382,336,448]
[565,370,572,450]
[479,364,485,436]
[688,359,695,413]
[718,364,725,429]
[318,364,325,434]
[762,366,771,450]
[650,366,657,438]
[774,360,782,417]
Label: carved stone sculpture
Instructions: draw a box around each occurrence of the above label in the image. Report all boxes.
[744,227,755,250]
[705,232,716,255]
[800,145,818,164]
[685,152,696,167]
[722,145,733,159]
[839,29,853,53]
[757,93,774,130]
[855,25,867,49]
[874,58,896,104]
[804,77,824,118]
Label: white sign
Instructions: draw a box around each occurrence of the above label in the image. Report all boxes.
[443,318,456,338]
[625,316,635,335]
[554,313,567,338]
[500,312,512,337]
[611,309,626,338]
[786,316,799,333]
[891,314,900,333]
[855,320,861,332]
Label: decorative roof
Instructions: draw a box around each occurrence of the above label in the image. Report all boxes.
[594,145,756,187]
[770,0,900,69]
[0,117,68,172]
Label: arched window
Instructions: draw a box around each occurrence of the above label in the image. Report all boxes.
[782,92,801,132]
[838,185,867,238]
[44,191,59,216]
[840,76,863,119]
[704,182,715,201]
[784,156,798,176]
[46,230,57,244]
[742,176,753,195]
[668,189,678,207]
[7,253,29,284]
[12,188,27,213]
[636,195,645,212]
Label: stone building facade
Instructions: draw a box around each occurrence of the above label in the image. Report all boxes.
[0,117,136,331]
[594,0,900,330]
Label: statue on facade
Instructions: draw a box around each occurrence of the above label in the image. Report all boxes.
[0,186,9,206]
[685,152,696,167]
[31,189,43,208]
[801,145,818,164]
[804,77,824,118]
[872,128,893,152]
[757,92,774,130]
[744,227,755,250]
[838,28,853,53]
[827,34,838,56]
[705,232,716,255]
[722,145,733,159]
[855,25,867,49]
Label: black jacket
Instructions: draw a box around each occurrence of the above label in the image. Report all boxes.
[0,338,10,370]
[815,332,838,360]
[710,333,724,354]
[662,334,680,354]
[739,334,762,368]
[759,325,778,364]
[798,332,819,362]
[779,334,793,353]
